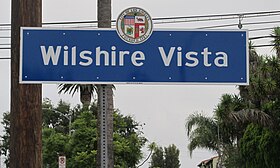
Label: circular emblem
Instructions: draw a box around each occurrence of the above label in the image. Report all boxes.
[116,7,153,44]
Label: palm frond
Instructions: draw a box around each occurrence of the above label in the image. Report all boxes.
[185,113,216,136]
[271,27,280,57]
[58,84,97,97]
[57,84,80,97]
[229,109,273,128]
[185,113,220,156]
[187,130,218,157]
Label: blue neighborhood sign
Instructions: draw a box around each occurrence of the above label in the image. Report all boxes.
[20,27,248,85]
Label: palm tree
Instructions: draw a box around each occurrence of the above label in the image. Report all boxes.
[271,27,280,58]
[239,41,261,105]
[58,84,96,109]
[186,94,244,166]
[186,113,219,156]
[186,94,273,166]
[239,41,280,108]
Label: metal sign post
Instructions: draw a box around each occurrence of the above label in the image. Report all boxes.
[97,85,114,168]
[99,85,108,168]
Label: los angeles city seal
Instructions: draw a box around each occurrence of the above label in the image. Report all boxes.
[116,7,153,44]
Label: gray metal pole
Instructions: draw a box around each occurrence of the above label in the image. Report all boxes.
[99,85,109,168]
[97,84,114,168]
[97,0,113,167]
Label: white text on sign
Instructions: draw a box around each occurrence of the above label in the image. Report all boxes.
[40,46,228,67]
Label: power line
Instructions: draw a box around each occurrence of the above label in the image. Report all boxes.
[1,19,278,31]
[252,44,276,48]
[249,27,275,32]
[243,20,280,26]
[0,19,278,32]
[152,10,280,21]
[1,10,280,27]
[197,23,237,29]
[0,10,279,49]
[43,9,280,25]
[0,28,10,31]
[197,20,280,29]
[153,13,280,25]
[0,11,278,37]
[0,23,10,26]
[249,36,280,40]
[0,57,11,59]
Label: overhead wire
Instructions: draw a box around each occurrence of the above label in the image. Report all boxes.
[153,13,280,25]
[0,10,279,55]
[249,27,275,32]
[249,36,280,40]
[0,10,280,26]
[0,28,10,31]
[197,20,280,29]
[252,44,276,48]
[0,57,10,59]
[152,10,280,21]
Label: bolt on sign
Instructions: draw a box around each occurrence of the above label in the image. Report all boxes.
[20,7,248,85]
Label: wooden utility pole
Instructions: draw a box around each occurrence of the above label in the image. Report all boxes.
[10,0,42,167]
[97,0,113,167]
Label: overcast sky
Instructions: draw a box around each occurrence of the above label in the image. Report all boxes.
[1,0,280,167]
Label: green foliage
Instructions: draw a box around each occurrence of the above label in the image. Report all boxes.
[150,146,164,168]
[113,112,147,167]
[43,128,70,168]
[186,94,252,159]
[240,124,280,168]
[149,144,180,168]
[271,27,280,57]
[1,98,147,168]
[71,151,97,168]
[186,113,218,155]
[236,34,280,167]
[0,112,10,167]
[240,124,266,168]
[42,98,72,134]
[164,144,180,168]
[223,144,244,168]
[67,111,97,168]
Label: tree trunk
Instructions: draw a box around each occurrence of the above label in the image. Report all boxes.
[97,1,113,167]
[10,0,42,168]
[80,86,92,109]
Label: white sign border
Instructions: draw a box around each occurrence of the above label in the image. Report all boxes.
[20,27,249,85]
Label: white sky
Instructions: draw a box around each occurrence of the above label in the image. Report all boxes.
[1,0,280,167]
